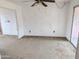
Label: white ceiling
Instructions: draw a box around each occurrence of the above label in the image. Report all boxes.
[5,0,71,7]
[6,0,70,3]
[7,0,35,2]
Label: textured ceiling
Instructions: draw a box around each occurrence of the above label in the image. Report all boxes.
[5,0,71,7]
[7,0,35,2]
[7,0,70,2]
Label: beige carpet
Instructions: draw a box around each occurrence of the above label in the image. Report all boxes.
[0,36,76,59]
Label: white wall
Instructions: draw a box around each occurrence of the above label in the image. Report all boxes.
[0,0,24,38]
[66,0,79,40]
[22,3,68,37]
[0,8,18,35]
[0,0,70,37]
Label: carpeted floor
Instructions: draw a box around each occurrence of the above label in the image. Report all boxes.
[0,36,76,59]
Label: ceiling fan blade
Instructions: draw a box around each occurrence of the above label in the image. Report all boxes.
[41,2,47,7]
[43,0,55,2]
[31,1,38,7]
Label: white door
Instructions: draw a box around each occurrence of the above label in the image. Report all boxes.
[71,7,79,47]
[0,8,18,35]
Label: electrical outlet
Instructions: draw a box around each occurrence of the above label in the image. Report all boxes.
[29,30,31,33]
[53,30,55,33]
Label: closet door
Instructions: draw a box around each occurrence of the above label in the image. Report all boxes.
[0,8,18,35]
[71,6,79,47]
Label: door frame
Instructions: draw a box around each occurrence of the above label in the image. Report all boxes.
[0,19,3,35]
[70,5,79,59]
[0,7,19,36]
[70,5,79,48]
[75,32,79,59]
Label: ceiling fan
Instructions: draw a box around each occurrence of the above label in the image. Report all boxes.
[18,0,69,8]
[31,0,55,7]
